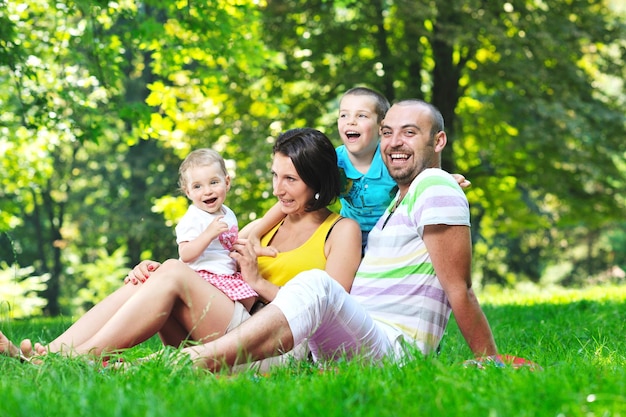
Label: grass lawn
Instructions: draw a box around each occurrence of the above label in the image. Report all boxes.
[1,284,625,417]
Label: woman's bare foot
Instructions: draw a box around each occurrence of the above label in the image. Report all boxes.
[19,339,36,358]
[0,331,21,358]
[19,339,49,365]
[0,331,35,363]
[34,341,47,356]
[20,339,47,356]
[0,332,46,364]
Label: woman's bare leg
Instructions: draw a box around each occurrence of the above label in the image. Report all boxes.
[157,317,191,347]
[41,283,143,353]
[27,281,194,354]
[8,283,146,358]
[71,260,236,356]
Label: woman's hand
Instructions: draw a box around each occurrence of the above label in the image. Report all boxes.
[230,238,280,303]
[248,233,279,257]
[229,239,263,288]
[124,260,161,285]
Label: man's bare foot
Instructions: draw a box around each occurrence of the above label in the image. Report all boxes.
[0,331,21,358]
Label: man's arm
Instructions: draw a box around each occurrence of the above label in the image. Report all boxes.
[423,224,497,357]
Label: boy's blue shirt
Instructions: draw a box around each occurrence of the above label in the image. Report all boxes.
[336,143,398,232]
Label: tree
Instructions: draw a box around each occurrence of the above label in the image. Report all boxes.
[256,0,626,285]
[1,0,624,317]
[0,0,128,314]
[0,0,279,314]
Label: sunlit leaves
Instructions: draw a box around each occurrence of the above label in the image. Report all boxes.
[0,263,49,319]
[151,195,188,228]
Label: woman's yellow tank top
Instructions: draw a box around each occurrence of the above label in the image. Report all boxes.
[257,212,342,286]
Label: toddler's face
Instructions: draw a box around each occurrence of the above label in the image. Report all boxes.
[337,94,380,158]
[184,162,230,214]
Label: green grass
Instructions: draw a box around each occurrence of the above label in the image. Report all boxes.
[1,284,625,417]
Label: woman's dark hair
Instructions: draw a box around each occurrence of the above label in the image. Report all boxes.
[273,128,341,212]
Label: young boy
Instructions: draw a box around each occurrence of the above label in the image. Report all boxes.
[176,148,257,312]
[336,87,396,252]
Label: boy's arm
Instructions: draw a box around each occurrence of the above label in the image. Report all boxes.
[239,202,285,257]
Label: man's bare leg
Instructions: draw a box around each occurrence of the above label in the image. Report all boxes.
[182,305,295,371]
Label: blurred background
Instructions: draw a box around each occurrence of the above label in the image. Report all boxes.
[0,0,624,317]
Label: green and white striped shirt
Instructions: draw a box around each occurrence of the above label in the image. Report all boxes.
[351,168,471,354]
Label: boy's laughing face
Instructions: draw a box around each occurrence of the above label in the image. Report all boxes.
[338,94,381,160]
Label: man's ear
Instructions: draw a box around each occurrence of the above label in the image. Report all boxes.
[434,131,447,152]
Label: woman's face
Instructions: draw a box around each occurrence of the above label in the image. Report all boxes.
[271,152,315,215]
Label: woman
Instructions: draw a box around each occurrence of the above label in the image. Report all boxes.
[0,128,362,363]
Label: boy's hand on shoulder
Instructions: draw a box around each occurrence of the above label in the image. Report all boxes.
[452,173,471,189]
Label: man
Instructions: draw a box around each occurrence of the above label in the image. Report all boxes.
[183,99,498,370]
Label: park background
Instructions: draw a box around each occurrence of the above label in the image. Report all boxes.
[0,0,625,319]
[1,2,625,416]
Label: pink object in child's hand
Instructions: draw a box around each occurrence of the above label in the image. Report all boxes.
[219,226,238,251]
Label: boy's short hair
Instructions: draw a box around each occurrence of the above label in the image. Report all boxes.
[273,128,341,212]
[342,87,390,122]
[178,148,228,192]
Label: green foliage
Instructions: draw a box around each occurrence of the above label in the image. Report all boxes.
[63,246,129,315]
[607,223,626,270]
[0,0,156,314]
[0,263,48,318]
[449,0,626,284]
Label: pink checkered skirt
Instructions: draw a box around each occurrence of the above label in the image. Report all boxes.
[196,270,258,301]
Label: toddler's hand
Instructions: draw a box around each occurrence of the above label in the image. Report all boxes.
[205,216,229,241]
